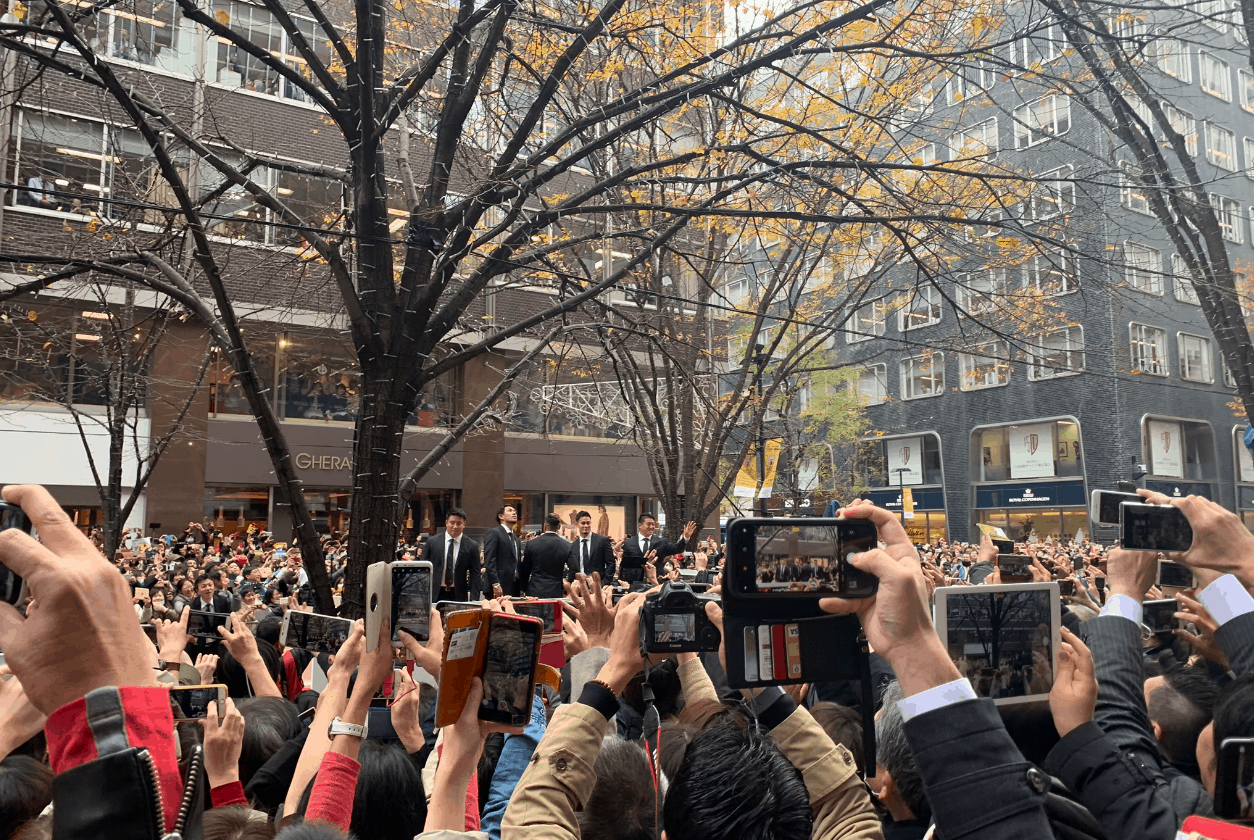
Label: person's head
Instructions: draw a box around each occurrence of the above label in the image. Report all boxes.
[0,755,53,840]
[297,740,426,840]
[216,641,282,700]
[1199,674,1254,795]
[497,504,518,526]
[240,587,258,607]
[246,566,262,583]
[214,569,231,590]
[575,511,592,538]
[178,578,195,599]
[195,574,216,602]
[663,719,811,840]
[255,615,282,650]
[202,804,276,840]
[872,680,931,824]
[577,737,655,840]
[598,505,607,514]
[543,513,562,533]
[445,508,467,540]
[638,513,658,538]
[234,697,302,788]
[1145,665,1219,766]
[808,702,865,776]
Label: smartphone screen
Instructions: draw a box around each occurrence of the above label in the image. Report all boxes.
[1158,561,1194,589]
[1143,599,1179,634]
[285,612,354,653]
[480,615,541,725]
[436,601,481,625]
[1215,737,1254,819]
[1092,490,1143,526]
[1057,579,1075,597]
[392,565,432,642]
[512,600,560,634]
[725,517,878,600]
[1120,503,1194,553]
[997,554,1033,579]
[938,587,1056,702]
[187,610,230,639]
[0,502,33,606]
[170,685,224,720]
[992,538,1014,555]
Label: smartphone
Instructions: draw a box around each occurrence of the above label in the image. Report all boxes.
[0,502,33,606]
[186,610,232,639]
[134,587,150,601]
[282,611,356,653]
[169,684,226,721]
[436,600,482,625]
[724,517,879,611]
[1120,503,1194,553]
[365,561,390,652]
[1057,579,1075,598]
[479,613,543,726]
[367,702,400,742]
[391,561,433,644]
[992,538,1015,555]
[1215,737,1254,819]
[1158,561,1195,589]
[997,554,1033,581]
[1143,598,1179,634]
[512,599,562,635]
[1091,490,1143,526]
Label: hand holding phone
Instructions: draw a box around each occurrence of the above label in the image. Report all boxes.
[170,684,226,721]
[199,697,244,786]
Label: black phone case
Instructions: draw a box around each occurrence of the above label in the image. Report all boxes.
[723,611,866,689]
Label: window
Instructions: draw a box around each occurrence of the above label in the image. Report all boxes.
[852,365,889,404]
[1173,253,1201,304]
[1130,323,1168,376]
[1014,95,1070,148]
[1206,122,1237,170]
[1242,68,1254,112]
[22,0,190,72]
[1160,104,1198,156]
[898,285,942,331]
[1209,194,1243,242]
[1245,137,1254,178]
[201,158,344,246]
[1030,166,1075,219]
[1023,250,1078,295]
[1179,333,1214,382]
[959,341,1010,390]
[846,300,886,343]
[210,0,333,104]
[946,72,968,105]
[1007,23,1062,67]
[722,276,750,305]
[1225,358,1238,387]
[1120,161,1153,214]
[910,143,938,167]
[1155,35,1192,81]
[1125,242,1163,294]
[1200,51,1231,100]
[949,118,998,161]
[956,269,1007,314]
[900,353,945,399]
[1028,327,1085,379]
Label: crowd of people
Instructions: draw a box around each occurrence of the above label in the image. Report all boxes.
[0,484,1252,840]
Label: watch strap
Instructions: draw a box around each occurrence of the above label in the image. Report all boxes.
[748,685,787,717]
[328,716,368,740]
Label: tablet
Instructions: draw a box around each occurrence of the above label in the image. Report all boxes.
[932,582,1060,706]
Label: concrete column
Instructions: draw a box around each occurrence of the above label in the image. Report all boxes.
[144,322,211,534]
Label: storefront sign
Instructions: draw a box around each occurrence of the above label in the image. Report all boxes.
[861,488,945,510]
[295,452,352,471]
[975,479,1086,509]
[1148,420,1184,478]
[1009,422,1055,479]
[1144,480,1212,501]
[886,436,924,486]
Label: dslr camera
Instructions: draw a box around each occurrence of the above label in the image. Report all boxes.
[639,580,721,654]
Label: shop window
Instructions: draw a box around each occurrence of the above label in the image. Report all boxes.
[972,418,1084,482]
[276,331,360,422]
[1143,417,1215,480]
[204,486,270,533]
[207,332,278,417]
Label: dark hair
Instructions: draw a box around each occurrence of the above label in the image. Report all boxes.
[877,681,931,822]
[446,507,467,523]
[234,697,302,787]
[297,741,425,840]
[478,733,505,807]
[1212,675,1254,773]
[1148,666,1219,765]
[638,513,656,525]
[808,702,865,776]
[195,573,214,588]
[578,737,656,840]
[575,510,591,523]
[544,513,562,532]
[255,615,282,648]
[202,805,276,840]
[496,504,517,523]
[216,641,282,699]
[0,756,53,840]
[663,720,811,840]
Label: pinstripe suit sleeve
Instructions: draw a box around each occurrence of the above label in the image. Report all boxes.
[1080,614,1163,760]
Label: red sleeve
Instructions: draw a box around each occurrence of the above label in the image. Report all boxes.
[210,781,247,808]
[306,751,360,832]
[464,769,480,832]
[46,686,182,831]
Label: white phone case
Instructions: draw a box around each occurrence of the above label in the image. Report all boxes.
[364,561,392,652]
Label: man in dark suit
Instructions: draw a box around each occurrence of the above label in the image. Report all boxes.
[566,509,614,582]
[483,503,522,597]
[187,573,232,657]
[519,513,569,598]
[420,507,481,603]
[618,512,697,584]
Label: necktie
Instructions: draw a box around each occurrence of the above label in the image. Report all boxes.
[643,535,650,554]
[581,539,589,575]
[445,538,456,588]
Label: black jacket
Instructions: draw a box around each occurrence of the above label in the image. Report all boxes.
[420,530,481,602]
[565,532,614,582]
[619,533,686,580]
[519,532,570,598]
[483,525,522,596]
[1215,609,1254,676]
[903,698,1053,839]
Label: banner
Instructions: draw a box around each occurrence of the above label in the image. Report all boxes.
[902,487,915,520]
[1009,422,1055,478]
[886,436,924,486]
[1148,420,1184,478]
[759,439,783,498]
[733,445,758,498]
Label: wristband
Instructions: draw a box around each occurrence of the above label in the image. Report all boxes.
[748,685,787,717]
[328,716,368,740]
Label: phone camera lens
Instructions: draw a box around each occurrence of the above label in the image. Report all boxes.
[369,593,378,611]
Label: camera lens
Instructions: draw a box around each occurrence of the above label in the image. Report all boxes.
[369,593,378,611]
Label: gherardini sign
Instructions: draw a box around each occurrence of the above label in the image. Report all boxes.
[295,453,352,470]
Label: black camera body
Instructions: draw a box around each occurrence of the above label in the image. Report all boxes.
[639,580,721,653]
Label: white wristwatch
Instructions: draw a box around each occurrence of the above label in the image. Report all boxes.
[328,716,368,740]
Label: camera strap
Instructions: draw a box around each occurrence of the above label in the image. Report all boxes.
[641,661,664,832]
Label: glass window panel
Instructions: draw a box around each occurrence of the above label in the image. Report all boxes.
[12,110,105,213]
